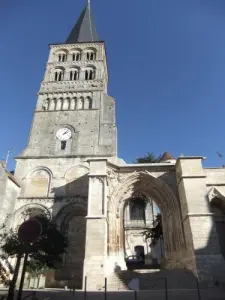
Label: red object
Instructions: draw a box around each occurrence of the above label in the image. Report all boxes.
[18,219,42,244]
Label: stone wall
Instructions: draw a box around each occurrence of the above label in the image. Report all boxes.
[0,164,20,227]
[176,157,225,284]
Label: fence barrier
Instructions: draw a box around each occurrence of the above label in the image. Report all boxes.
[79,276,218,300]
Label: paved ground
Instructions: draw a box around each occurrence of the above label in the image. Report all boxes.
[0,287,225,300]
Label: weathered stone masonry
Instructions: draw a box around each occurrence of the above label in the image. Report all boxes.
[2,2,225,291]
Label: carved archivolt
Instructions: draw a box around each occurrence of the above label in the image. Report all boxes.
[107,169,185,257]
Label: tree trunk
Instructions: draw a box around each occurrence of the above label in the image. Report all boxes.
[7,253,22,300]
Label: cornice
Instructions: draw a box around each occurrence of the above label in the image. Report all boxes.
[49,42,105,49]
[15,154,114,159]
[47,61,102,67]
[38,90,94,96]
[17,196,87,203]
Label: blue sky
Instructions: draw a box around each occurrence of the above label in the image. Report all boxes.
[1,0,225,170]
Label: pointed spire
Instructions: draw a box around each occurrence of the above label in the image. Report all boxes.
[66,1,99,44]
[160,152,175,162]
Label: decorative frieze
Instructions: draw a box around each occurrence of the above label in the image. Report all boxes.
[40,80,104,93]
[17,196,87,203]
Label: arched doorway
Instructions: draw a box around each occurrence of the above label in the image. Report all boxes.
[123,194,163,268]
[211,198,225,260]
[108,171,186,271]
[54,203,87,289]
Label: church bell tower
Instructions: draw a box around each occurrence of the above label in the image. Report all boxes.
[18,1,117,159]
[14,2,117,289]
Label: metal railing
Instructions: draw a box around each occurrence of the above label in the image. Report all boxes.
[81,276,207,300]
[124,219,153,228]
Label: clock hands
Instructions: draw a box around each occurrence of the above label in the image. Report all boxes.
[63,130,69,135]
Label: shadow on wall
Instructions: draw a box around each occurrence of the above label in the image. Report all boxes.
[22,174,89,290]
[47,174,89,289]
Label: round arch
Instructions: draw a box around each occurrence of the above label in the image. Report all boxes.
[23,166,53,180]
[22,167,52,197]
[13,203,51,227]
[54,202,87,229]
[54,202,87,288]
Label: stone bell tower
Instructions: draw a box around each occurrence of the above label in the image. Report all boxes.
[18,1,117,159]
[13,1,118,289]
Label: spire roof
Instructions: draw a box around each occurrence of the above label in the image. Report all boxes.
[160,152,175,162]
[66,2,99,44]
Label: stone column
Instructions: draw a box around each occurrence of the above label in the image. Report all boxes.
[83,159,107,290]
[176,156,225,285]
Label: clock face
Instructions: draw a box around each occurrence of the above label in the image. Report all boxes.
[56,128,72,141]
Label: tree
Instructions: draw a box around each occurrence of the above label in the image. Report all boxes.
[136,152,162,163]
[143,214,162,246]
[2,216,68,300]
[0,219,15,287]
[2,217,68,270]
[26,261,49,289]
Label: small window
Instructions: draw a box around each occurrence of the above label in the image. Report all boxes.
[72,53,81,61]
[61,141,66,150]
[85,69,95,80]
[58,54,66,62]
[70,70,78,81]
[130,199,146,221]
[87,97,92,109]
[86,51,96,61]
[62,54,66,62]
[54,70,64,81]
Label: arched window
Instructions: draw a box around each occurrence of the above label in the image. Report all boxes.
[212,199,225,259]
[42,99,49,111]
[86,51,96,61]
[63,97,70,110]
[54,69,64,81]
[25,169,51,197]
[85,96,92,109]
[130,198,146,221]
[70,69,79,81]
[61,141,67,150]
[49,98,56,111]
[84,68,95,80]
[70,97,77,110]
[77,97,84,110]
[72,52,81,61]
[58,53,67,62]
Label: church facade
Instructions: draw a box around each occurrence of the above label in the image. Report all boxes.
[2,2,225,291]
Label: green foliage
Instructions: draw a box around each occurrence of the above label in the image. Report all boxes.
[144,214,163,246]
[26,260,49,279]
[0,216,68,286]
[0,255,12,287]
[136,152,162,163]
[0,220,16,287]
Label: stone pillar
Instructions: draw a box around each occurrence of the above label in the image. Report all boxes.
[176,156,225,285]
[83,159,107,290]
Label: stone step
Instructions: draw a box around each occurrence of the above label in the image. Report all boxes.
[106,268,202,290]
